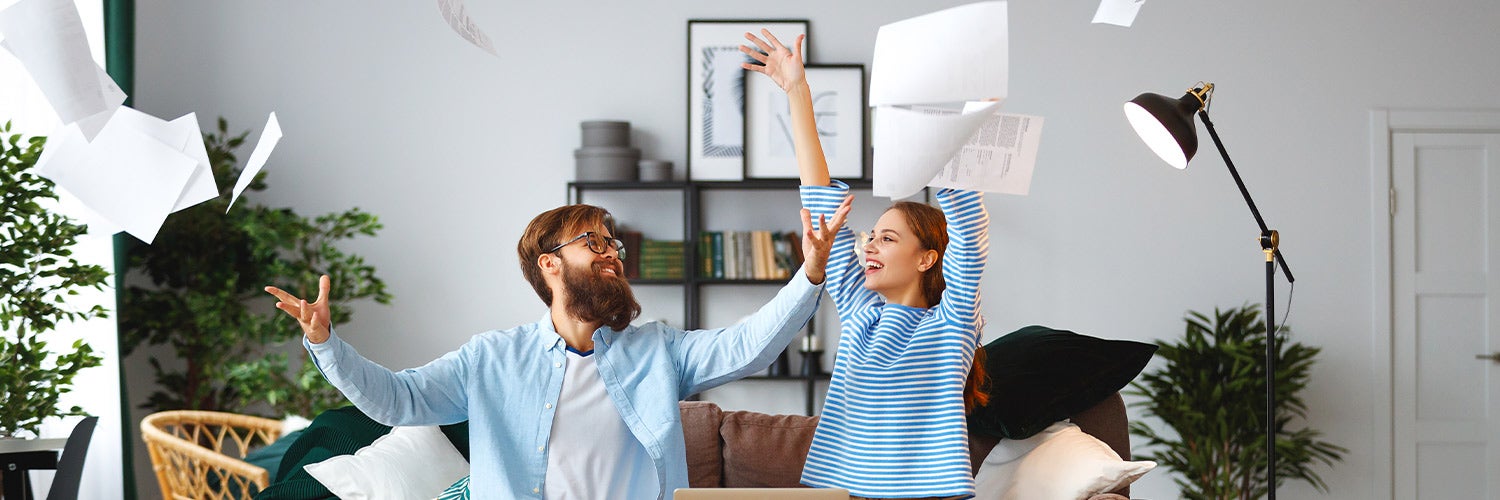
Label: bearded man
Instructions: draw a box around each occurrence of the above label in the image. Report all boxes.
[266,201,849,499]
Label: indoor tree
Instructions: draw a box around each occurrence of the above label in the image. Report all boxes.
[0,121,108,438]
[1127,305,1345,500]
[121,118,391,418]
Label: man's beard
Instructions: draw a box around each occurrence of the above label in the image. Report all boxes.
[561,259,641,331]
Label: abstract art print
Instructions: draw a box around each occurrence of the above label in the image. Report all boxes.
[687,19,808,180]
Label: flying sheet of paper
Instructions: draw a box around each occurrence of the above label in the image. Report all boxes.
[165,113,219,212]
[868,1,1008,106]
[1092,0,1145,27]
[46,114,196,244]
[871,101,1001,199]
[32,124,120,236]
[0,0,121,125]
[928,109,1044,195]
[436,0,498,56]
[227,112,282,212]
[868,2,1024,199]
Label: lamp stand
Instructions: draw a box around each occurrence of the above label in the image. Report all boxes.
[1199,110,1295,500]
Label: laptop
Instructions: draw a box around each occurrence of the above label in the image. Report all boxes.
[673,488,850,499]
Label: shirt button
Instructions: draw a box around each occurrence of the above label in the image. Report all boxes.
[545,403,553,409]
[533,487,540,493]
[538,445,544,452]
[554,361,562,368]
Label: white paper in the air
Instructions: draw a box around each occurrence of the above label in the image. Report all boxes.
[871,101,1001,199]
[436,0,498,56]
[868,1,1008,107]
[0,0,121,125]
[928,108,1044,195]
[45,113,196,243]
[165,113,219,212]
[1092,0,1145,27]
[868,2,1041,199]
[227,112,283,212]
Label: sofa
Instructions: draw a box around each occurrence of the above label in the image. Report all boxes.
[678,393,1134,500]
[222,391,1135,499]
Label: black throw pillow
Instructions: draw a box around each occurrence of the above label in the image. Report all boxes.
[967,325,1157,440]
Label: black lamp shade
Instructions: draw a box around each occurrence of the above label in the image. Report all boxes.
[1123,91,1202,169]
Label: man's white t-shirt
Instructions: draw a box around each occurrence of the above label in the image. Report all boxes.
[544,348,657,499]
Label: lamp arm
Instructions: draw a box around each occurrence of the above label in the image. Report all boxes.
[1198,110,1295,284]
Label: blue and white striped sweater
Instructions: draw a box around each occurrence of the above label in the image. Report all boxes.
[798,181,988,498]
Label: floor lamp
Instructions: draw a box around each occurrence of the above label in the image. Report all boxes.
[1123,82,1296,499]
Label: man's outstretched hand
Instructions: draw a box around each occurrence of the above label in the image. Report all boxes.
[265,274,333,344]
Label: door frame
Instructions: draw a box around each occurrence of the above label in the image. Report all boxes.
[1371,109,1500,499]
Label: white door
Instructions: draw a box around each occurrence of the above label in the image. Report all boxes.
[1391,130,1500,499]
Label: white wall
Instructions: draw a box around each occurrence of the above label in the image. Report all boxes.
[129,0,1500,498]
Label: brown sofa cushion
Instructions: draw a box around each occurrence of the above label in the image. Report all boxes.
[679,401,725,488]
[719,410,820,487]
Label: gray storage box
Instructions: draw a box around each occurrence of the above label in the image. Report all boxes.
[637,160,673,182]
[575,146,641,182]
[580,121,631,148]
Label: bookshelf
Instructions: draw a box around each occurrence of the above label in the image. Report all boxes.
[567,179,876,415]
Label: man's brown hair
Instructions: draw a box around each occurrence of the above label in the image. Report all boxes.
[516,204,613,305]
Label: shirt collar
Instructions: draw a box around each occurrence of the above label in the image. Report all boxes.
[532,315,624,352]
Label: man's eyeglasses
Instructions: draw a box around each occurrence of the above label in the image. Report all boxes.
[547,232,627,260]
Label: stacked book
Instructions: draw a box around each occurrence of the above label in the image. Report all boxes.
[697,230,804,281]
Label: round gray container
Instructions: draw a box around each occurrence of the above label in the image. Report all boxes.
[575,146,640,182]
[581,121,631,148]
[638,160,673,182]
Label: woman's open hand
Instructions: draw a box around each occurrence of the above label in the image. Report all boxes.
[740,29,806,92]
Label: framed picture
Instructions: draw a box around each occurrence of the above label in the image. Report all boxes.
[744,64,866,180]
[687,19,809,181]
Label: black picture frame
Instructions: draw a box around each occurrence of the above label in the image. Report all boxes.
[686,19,809,181]
[743,63,866,180]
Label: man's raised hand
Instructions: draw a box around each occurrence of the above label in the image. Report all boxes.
[265,274,333,344]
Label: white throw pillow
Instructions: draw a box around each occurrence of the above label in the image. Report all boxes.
[279,415,312,439]
[975,421,1156,500]
[303,426,470,500]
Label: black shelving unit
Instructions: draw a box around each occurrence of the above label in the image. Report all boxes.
[568,179,873,415]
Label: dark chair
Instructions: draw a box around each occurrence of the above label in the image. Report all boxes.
[43,416,97,500]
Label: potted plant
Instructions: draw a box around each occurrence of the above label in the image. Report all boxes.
[1127,305,1345,499]
[120,118,391,419]
[0,121,109,438]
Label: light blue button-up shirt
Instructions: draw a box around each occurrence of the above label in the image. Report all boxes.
[306,269,823,499]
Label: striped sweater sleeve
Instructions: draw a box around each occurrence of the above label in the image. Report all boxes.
[934,188,988,327]
[799,180,881,319]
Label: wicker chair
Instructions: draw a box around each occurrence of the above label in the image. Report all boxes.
[140,410,283,500]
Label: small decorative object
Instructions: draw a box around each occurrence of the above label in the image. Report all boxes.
[745,64,866,180]
[575,120,639,182]
[799,332,824,377]
[687,19,809,181]
[637,159,673,182]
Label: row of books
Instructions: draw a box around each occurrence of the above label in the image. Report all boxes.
[615,230,804,281]
[616,232,684,280]
[698,230,804,281]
